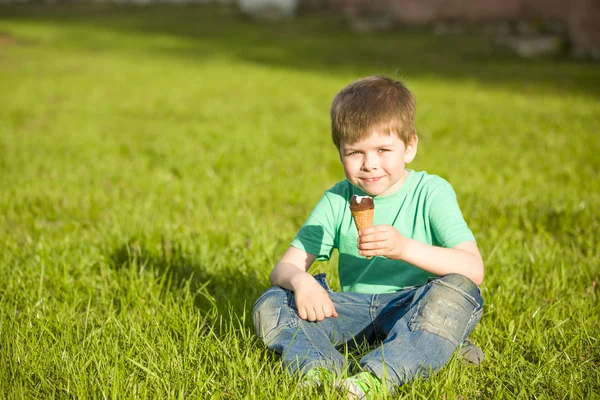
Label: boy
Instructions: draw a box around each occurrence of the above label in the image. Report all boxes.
[253,76,484,398]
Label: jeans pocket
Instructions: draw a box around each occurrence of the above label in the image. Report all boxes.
[255,307,283,344]
[408,281,479,346]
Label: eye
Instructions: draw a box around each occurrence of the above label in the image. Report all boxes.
[347,151,360,156]
[378,148,390,153]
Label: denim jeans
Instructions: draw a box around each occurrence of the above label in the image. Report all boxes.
[252,273,483,389]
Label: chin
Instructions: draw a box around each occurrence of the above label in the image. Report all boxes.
[352,180,385,196]
[360,187,383,196]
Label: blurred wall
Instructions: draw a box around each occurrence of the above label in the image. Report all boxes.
[0,0,234,3]
[325,0,599,55]
[1,0,597,54]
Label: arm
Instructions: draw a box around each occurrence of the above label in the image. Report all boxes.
[358,227,484,285]
[270,246,338,321]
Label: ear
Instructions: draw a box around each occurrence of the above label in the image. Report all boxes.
[405,135,418,163]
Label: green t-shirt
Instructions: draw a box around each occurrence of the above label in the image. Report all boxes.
[291,170,476,293]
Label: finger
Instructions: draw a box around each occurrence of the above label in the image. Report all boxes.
[359,248,384,257]
[331,304,338,318]
[315,306,325,322]
[359,227,379,237]
[323,302,338,319]
[298,306,308,320]
[358,240,383,250]
[306,308,317,322]
[359,231,388,243]
[358,227,371,236]
[361,225,388,235]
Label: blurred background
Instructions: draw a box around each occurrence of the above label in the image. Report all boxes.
[2,0,599,58]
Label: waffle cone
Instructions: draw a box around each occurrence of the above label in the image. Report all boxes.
[352,208,374,259]
[351,209,374,232]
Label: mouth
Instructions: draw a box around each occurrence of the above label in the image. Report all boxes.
[361,176,383,183]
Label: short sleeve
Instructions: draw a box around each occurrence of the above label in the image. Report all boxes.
[290,193,338,261]
[428,182,475,248]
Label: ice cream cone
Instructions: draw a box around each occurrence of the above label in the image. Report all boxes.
[350,195,375,259]
[351,208,374,232]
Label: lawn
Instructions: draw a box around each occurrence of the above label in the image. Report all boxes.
[0,4,599,398]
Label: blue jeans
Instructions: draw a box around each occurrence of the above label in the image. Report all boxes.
[252,273,483,389]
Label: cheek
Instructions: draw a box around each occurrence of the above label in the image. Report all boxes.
[341,160,358,178]
[382,154,403,169]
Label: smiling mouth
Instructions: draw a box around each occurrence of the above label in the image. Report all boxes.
[362,177,383,183]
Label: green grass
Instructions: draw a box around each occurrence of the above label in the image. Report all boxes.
[1,4,599,398]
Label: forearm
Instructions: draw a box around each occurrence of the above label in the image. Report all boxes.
[401,239,484,285]
[269,261,314,292]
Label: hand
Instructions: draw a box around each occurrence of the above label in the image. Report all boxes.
[291,274,338,322]
[357,225,410,261]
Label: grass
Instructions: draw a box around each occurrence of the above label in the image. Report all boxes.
[0,4,599,398]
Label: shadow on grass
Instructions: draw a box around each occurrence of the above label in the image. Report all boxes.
[2,4,600,98]
[108,238,268,326]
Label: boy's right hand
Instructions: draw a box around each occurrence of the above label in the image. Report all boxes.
[291,274,338,322]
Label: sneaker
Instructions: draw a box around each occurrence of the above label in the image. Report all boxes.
[459,338,484,365]
[335,371,383,400]
[298,367,335,391]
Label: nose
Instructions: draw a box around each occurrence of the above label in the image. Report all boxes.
[361,152,378,171]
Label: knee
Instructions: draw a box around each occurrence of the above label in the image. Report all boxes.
[254,286,287,309]
[408,275,483,346]
[252,286,292,343]
[253,286,288,316]
[437,273,482,306]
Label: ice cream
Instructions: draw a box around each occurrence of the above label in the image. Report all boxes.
[350,195,374,259]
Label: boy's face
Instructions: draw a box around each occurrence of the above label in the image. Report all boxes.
[339,130,417,197]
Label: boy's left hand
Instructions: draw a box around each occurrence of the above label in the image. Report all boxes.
[357,225,409,261]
